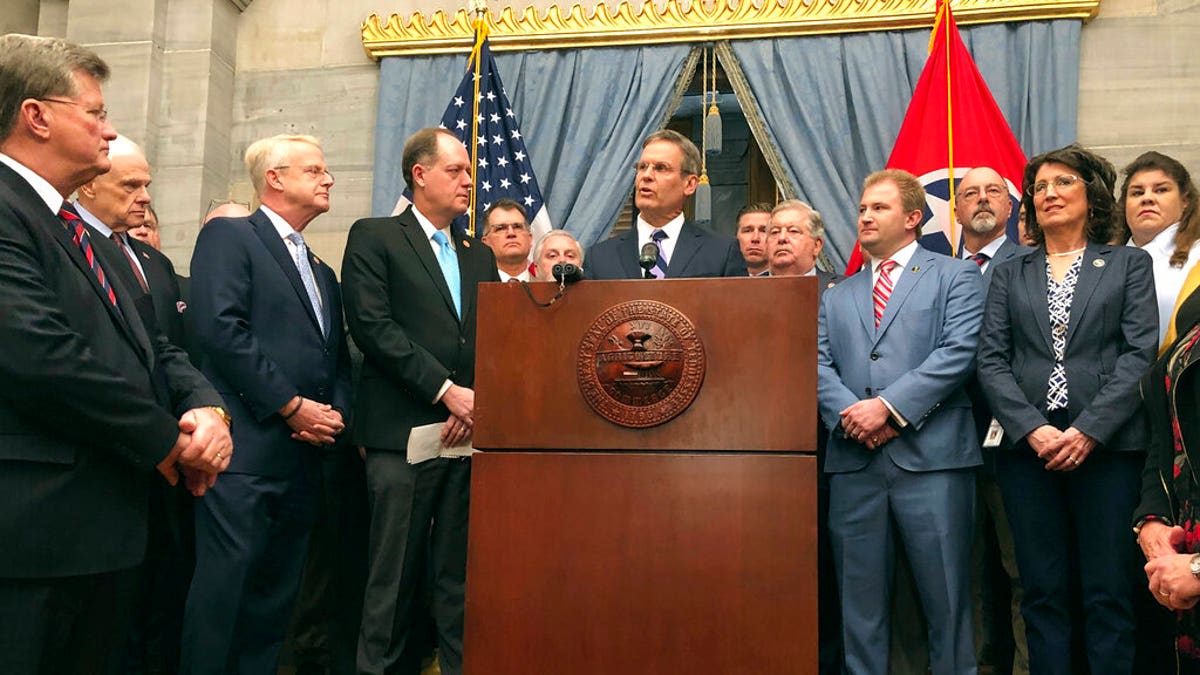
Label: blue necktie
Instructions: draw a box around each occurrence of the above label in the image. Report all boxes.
[649,228,669,279]
[432,230,462,318]
[286,232,326,336]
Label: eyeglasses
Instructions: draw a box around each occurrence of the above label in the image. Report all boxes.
[958,185,1007,202]
[488,222,528,234]
[1028,174,1085,197]
[273,165,334,182]
[633,161,680,176]
[36,97,108,123]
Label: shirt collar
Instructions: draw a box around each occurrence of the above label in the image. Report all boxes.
[1127,222,1180,257]
[963,234,1008,260]
[412,205,453,244]
[0,152,67,215]
[636,213,685,243]
[259,204,300,241]
[871,239,920,274]
[73,201,114,237]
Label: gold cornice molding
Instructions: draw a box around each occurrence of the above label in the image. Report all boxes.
[361,0,1100,58]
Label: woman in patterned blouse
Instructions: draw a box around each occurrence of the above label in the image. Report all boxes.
[977,144,1158,675]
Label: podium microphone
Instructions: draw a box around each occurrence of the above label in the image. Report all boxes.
[551,262,582,284]
[639,243,658,278]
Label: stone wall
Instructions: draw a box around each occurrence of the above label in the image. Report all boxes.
[23,0,1200,273]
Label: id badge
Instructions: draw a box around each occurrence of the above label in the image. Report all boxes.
[983,418,1004,449]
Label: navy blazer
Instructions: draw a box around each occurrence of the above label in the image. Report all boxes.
[977,243,1157,452]
[817,246,985,473]
[586,220,748,279]
[189,209,352,477]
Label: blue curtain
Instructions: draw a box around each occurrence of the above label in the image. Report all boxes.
[372,44,692,247]
[730,20,1081,268]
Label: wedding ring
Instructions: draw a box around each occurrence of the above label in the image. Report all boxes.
[872,436,879,444]
[1071,457,1079,464]
[216,452,224,460]
[1161,590,1171,597]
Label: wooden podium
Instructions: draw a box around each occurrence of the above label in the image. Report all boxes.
[465,277,819,674]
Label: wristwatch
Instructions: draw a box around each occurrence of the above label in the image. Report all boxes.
[210,406,232,428]
[1189,553,1200,579]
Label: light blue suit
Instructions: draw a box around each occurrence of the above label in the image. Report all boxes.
[817,244,984,675]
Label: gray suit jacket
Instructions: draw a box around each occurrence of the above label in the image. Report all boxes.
[977,243,1157,451]
[817,245,985,473]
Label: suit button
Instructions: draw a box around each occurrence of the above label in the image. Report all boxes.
[459,337,466,345]
[865,387,873,396]
[870,352,880,361]
[323,348,329,356]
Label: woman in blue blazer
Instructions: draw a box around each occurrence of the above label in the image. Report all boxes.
[977,144,1158,675]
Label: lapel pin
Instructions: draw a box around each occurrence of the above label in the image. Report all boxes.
[1092,259,1105,268]
[463,240,471,248]
[141,251,150,260]
[312,255,321,266]
[910,265,920,272]
[826,281,836,289]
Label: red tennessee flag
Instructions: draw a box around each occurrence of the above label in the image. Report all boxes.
[844,0,1027,274]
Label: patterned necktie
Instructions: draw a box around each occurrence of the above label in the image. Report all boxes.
[59,204,118,307]
[286,232,326,336]
[111,232,149,293]
[649,228,669,279]
[432,230,462,319]
[971,252,990,267]
[872,259,897,328]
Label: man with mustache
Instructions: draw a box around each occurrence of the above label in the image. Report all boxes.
[953,165,1031,675]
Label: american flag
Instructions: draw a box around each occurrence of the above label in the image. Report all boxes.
[392,32,552,244]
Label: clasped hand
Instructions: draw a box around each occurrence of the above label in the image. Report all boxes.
[840,398,897,450]
[156,407,234,497]
[1025,424,1096,471]
[440,384,474,447]
[283,396,345,446]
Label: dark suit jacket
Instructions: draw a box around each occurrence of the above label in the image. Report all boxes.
[128,236,187,349]
[586,221,748,280]
[188,209,351,478]
[342,206,499,451]
[964,239,1033,464]
[0,162,221,578]
[978,243,1157,452]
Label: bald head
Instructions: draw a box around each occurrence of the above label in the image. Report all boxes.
[955,166,1011,240]
[204,201,252,225]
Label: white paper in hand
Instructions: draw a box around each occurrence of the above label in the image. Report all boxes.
[406,422,477,465]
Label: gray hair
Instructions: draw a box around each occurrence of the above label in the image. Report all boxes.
[643,129,701,177]
[244,134,322,195]
[534,230,584,267]
[772,199,825,240]
[0,34,109,140]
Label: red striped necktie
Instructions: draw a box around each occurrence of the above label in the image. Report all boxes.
[59,204,118,307]
[872,259,897,328]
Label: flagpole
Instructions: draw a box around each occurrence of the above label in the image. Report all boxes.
[468,0,488,237]
[939,0,958,256]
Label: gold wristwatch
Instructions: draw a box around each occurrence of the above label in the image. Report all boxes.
[210,406,232,427]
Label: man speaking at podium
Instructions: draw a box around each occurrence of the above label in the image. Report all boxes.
[587,130,746,280]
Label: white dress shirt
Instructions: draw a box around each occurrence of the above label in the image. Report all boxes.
[74,201,150,285]
[636,213,685,265]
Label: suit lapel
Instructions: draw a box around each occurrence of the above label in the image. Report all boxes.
[618,230,643,280]
[58,219,152,358]
[250,210,324,337]
[1021,250,1054,352]
[850,269,876,336]
[666,222,702,278]
[1064,243,1108,348]
[309,248,335,343]
[873,249,931,344]
[455,229,478,325]
[398,208,460,322]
